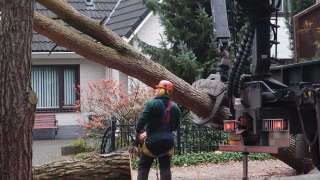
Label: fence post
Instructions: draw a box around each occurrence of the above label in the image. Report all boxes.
[110,118,116,152]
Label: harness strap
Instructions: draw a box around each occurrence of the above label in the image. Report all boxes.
[161,100,172,124]
[140,143,174,158]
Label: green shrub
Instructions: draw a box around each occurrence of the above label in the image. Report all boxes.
[131,151,273,169]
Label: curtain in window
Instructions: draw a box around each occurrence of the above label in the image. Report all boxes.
[64,68,76,106]
[32,66,59,108]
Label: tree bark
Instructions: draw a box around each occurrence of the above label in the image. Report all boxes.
[0,1,36,179]
[33,12,214,119]
[33,153,132,180]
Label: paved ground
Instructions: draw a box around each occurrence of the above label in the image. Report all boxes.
[270,169,320,180]
[33,125,85,140]
[132,159,297,180]
[32,125,83,165]
[33,139,73,166]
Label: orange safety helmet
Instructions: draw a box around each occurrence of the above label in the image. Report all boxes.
[155,80,174,92]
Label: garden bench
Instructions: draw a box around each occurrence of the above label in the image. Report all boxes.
[33,113,58,139]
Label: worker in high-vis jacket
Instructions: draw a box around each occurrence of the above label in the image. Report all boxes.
[136,80,181,180]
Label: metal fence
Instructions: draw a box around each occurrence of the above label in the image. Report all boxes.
[176,122,226,154]
[100,119,226,154]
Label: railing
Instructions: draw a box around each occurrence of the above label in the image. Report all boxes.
[100,119,226,154]
[175,123,226,154]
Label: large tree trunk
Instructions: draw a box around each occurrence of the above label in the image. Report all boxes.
[0,1,36,179]
[33,153,132,180]
[33,12,214,119]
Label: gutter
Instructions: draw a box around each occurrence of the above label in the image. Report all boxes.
[127,12,153,42]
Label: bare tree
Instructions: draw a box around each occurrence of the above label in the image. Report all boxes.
[0,1,36,179]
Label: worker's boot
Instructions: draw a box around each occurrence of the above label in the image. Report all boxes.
[137,168,149,180]
[160,168,171,180]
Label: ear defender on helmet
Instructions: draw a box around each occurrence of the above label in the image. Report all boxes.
[158,88,166,96]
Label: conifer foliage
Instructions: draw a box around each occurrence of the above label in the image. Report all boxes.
[139,0,219,83]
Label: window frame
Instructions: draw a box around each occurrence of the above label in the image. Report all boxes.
[32,64,80,113]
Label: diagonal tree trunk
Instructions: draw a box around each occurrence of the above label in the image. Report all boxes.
[34,0,217,119]
[33,12,214,119]
[0,1,36,179]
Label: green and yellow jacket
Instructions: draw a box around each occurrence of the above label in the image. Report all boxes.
[136,95,181,144]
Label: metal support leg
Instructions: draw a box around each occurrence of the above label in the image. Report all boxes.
[242,152,249,180]
[315,89,320,155]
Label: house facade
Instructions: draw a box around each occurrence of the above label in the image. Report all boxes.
[32,0,165,130]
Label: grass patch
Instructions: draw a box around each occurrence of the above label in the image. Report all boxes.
[131,151,273,169]
[67,138,96,154]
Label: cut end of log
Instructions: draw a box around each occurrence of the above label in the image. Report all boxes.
[191,78,228,128]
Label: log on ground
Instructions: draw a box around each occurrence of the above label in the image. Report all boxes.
[33,152,132,180]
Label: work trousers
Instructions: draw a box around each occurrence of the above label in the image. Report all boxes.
[137,153,172,180]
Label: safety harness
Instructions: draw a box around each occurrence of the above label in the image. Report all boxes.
[139,99,174,158]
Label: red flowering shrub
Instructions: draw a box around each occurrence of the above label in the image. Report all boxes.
[77,80,154,137]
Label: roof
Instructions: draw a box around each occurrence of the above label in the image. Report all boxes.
[294,2,320,20]
[33,0,150,52]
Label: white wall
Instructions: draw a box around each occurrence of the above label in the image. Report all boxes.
[131,14,166,51]
[136,14,165,48]
[79,59,106,88]
[128,14,166,89]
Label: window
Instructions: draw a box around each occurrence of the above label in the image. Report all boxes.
[32,65,79,111]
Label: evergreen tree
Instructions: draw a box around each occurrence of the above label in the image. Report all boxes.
[139,0,219,83]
